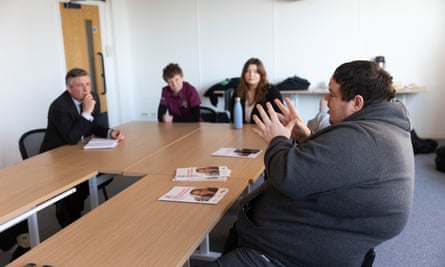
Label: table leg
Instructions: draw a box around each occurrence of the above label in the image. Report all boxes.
[0,188,76,248]
[27,213,39,248]
[89,175,99,209]
[182,259,191,267]
[190,234,221,261]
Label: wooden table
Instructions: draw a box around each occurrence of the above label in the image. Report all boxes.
[76,121,201,174]
[123,123,266,260]
[8,174,250,267]
[124,123,266,184]
[50,122,200,209]
[8,123,267,266]
[0,122,200,247]
[0,146,98,247]
[77,121,201,208]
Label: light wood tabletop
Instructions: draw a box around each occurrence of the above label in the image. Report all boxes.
[0,121,200,245]
[74,121,201,174]
[0,122,199,223]
[0,145,97,224]
[123,123,267,184]
[8,173,250,267]
[5,122,267,266]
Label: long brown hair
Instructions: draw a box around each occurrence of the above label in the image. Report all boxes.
[235,58,271,103]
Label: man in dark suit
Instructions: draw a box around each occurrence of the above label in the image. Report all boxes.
[41,68,124,227]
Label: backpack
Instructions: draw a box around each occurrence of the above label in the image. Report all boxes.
[435,146,445,173]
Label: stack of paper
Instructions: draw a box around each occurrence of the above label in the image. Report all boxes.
[212,147,262,158]
[159,186,229,204]
[83,138,119,150]
[173,166,231,182]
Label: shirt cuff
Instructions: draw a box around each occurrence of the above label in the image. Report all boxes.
[81,112,94,122]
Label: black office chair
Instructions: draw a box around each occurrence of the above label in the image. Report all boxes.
[200,106,217,122]
[223,88,234,112]
[18,128,113,200]
[18,129,47,159]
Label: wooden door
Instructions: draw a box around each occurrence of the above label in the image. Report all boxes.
[59,2,108,113]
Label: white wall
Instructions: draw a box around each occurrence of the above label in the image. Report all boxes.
[0,1,66,166]
[116,0,445,131]
[0,0,444,167]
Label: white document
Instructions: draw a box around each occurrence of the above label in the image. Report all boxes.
[159,186,229,204]
[83,138,119,150]
[173,166,231,182]
[212,147,262,158]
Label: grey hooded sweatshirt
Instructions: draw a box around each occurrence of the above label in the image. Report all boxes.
[236,101,414,267]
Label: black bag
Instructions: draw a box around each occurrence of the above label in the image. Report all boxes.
[410,129,438,154]
[435,146,445,173]
[275,76,310,90]
[216,112,230,123]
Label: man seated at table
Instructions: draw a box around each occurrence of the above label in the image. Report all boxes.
[40,68,124,228]
[210,60,414,267]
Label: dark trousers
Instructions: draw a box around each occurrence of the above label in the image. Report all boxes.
[209,222,289,267]
[0,221,28,251]
[208,247,288,267]
[56,181,89,228]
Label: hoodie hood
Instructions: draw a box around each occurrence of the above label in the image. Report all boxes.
[344,100,412,132]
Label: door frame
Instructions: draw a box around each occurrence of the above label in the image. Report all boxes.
[57,0,119,125]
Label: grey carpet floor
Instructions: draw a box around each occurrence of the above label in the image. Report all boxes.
[1,147,445,266]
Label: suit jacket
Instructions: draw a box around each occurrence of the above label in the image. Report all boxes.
[40,91,109,153]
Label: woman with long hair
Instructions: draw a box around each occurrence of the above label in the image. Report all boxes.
[231,58,283,123]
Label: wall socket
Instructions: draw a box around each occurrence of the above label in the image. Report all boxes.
[140,112,157,121]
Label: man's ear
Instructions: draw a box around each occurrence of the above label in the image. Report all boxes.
[352,95,364,112]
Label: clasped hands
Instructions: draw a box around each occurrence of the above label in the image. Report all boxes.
[162,113,174,123]
[252,97,311,144]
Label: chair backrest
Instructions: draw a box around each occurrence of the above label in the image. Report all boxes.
[19,128,47,159]
[96,112,110,128]
[199,106,217,123]
[223,88,234,112]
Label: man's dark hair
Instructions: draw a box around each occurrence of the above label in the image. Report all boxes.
[333,60,396,106]
[65,68,88,87]
[162,63,183,82]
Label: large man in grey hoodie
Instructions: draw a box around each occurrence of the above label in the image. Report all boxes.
[211,60,414,267]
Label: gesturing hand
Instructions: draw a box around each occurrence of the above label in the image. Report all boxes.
[275,97,311,142]
[252,102,294,144]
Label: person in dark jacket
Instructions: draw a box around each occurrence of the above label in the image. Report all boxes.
[210,60,414,267]
[231,58,283,123]
[41,68,124,227]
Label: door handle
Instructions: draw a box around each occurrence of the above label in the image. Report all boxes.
[97,52,106,95]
